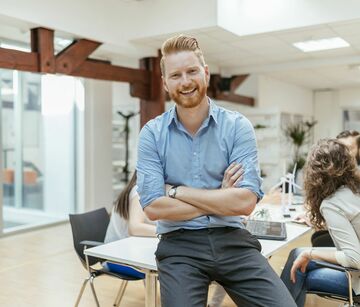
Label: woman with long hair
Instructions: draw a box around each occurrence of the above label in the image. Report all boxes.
[105,171,155,243]
[280,139,360,306]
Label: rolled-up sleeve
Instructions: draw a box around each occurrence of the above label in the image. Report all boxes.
[136,123,165,209]
[230,116,263,200]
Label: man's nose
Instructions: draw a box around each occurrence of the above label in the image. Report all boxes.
[180,73,191,85]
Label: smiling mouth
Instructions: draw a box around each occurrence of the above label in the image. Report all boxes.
[180,88,196,96]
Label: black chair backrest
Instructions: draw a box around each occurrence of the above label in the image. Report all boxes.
[311,230,335,247]
[69,207,110,266]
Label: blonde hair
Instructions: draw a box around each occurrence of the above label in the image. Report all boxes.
[160,34,205,76]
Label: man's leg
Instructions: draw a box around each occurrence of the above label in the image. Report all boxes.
[211,228,297,307]
[155,230,215,307]
[158,258,210,307]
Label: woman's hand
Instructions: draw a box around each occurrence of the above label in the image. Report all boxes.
[290,250,311,283]
[222,163,244,188]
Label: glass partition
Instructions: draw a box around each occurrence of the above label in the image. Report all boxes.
[0,69,83,233]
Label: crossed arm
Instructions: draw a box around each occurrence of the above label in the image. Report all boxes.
[144,163,257,221]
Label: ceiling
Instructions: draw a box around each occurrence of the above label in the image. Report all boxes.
[1,14,360,90]
[133,19,360,90]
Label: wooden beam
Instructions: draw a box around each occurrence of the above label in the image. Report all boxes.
[0,26,151,99]
[31,27,55,73]
[138,56,165,127]
[0,48,38,72]
[207,73,255,106]
[230,74,249,92]
[56,39,101,74]
[216,93,255,106]
[130,82,150,100]
[72,59,150,84]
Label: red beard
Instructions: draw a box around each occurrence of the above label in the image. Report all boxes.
[169,82,207,109]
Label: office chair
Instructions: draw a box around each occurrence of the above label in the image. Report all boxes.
[311,230,335,247]
[69,207,145,307]
[307,260,360,307]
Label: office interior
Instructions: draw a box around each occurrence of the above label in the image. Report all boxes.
[0,1,360,306]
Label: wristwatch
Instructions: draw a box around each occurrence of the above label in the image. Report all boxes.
[168,185,179,198]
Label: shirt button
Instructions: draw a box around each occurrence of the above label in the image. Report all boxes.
[193,152,197,156]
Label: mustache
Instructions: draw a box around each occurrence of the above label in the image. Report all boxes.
[178,86,197,92]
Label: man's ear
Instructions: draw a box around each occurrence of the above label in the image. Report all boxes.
[162,76,169,92]
[204,65,210,84]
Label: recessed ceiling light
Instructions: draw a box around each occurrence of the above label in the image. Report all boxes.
[293,37,350,52]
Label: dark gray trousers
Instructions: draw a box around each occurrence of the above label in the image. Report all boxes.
[155,227,296,307]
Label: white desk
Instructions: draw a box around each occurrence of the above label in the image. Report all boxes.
[85,223,310,307]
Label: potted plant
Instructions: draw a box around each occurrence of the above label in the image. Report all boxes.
[284,120,317,173]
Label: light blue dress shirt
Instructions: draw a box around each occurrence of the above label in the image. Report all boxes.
[136,100,263,234]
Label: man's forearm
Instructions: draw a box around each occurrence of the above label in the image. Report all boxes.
[175,186,257,216]
[144,196,208,221]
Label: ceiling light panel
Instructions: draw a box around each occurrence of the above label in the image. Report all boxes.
[293,37,350,52]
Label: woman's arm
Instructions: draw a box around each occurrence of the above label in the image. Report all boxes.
[321,204,360,269]
[290,201,360,282]
[290,248,337,282]
[128,195,156,237]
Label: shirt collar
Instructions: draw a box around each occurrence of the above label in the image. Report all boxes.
[208,99,218,125]
[167,97,218,127]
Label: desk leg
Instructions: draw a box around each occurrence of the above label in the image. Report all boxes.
[145,270,158,307]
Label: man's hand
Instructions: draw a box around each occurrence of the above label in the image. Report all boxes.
[222,163,244,188]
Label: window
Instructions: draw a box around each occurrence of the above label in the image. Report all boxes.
[0,69,84,233]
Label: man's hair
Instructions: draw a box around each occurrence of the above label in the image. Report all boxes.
[336,130,360,139]
[160,34,205,76]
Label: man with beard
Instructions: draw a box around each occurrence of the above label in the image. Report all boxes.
[136,35,296,307]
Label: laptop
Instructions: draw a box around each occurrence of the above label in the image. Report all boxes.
[245,220,287,240]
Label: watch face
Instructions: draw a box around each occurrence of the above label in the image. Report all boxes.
[169,188,175,198]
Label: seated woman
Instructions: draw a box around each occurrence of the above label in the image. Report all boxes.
[280,139,360,307]
[105,167,244,306]
[102,171,155,278]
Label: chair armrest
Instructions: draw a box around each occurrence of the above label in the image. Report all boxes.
[313,260,359,272]
[80,240,103,248]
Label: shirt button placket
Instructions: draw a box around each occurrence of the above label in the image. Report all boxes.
[192,137,200,183]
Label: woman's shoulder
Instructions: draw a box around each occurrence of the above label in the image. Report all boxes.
[129,185,139,200]
[321,186,360,211]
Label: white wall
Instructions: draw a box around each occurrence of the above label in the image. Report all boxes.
[112,82,140,173]
[84,79,113,211]
[314,87,360,141]
[258,75,313,115]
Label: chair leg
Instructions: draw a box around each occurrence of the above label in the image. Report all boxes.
[74,277,90,307]
[345,270,354,307]
[89,275,100,307]
[113,280,128,307]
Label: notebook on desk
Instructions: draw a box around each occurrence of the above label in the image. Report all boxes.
[245,220,287,241]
